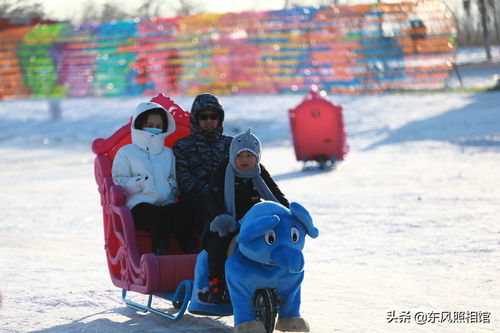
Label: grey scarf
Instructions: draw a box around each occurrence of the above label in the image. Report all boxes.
[224,163,277,219]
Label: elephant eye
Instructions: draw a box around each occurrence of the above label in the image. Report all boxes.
[291,227,300,243]
[265,230,276,245]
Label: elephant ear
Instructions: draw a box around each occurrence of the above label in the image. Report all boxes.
[237,215,280,244]
[290,202,319,238]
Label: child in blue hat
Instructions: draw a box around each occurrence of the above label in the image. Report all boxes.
[199,129,289,303]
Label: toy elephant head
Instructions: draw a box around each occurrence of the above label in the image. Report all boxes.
[236,201,319,274]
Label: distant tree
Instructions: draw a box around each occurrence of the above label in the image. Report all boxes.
[0,0,45,22]
[131,0,202,22]
[78,0,102,24]
[172,0,199,16]
[137,1,162,20]
[101,3,132,22]
[464,0,496,60]
[77,0,133,24]
[285,0,340,8]
[477,0,491,60]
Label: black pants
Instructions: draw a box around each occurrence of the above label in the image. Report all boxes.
[182,191,236,277]
[204,230,238,278]
[183,190,234,278]
[131,201,195,254]
[181,190,211,234]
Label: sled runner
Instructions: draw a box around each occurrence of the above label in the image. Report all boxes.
[92,94,280,331]
[289,90,348,170]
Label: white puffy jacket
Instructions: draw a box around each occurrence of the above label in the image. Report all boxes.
[112,102,179,209]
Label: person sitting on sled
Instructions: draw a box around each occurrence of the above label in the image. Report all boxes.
[112,102,197,255]
[173,93,233,240]
[199,129,289,304]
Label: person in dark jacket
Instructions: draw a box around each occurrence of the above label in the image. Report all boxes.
[173,93,233,236]
[200,129,289,304]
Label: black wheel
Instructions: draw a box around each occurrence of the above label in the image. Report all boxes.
[254,289,279,333]
[172,299,182,309]
[317,155,327,170]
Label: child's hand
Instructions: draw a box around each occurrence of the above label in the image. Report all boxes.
[210,214,238,237]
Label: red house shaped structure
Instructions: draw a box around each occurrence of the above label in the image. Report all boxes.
[289,91,348,168]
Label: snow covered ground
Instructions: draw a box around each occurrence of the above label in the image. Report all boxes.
[448,45,500,89]
[0,48,499,333]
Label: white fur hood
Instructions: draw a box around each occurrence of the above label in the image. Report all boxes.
[131,101,176,155]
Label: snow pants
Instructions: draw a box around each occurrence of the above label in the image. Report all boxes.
[131,201,196,254]
[180,190,212,234]
[204,229,238,279]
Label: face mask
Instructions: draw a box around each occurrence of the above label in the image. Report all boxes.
[143,127,162,135]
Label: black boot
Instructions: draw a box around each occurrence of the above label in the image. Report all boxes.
[198,276,229,304]
[207,276,226,304]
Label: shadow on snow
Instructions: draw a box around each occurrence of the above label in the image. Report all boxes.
[364,92,500,151]
[30,306,232,333]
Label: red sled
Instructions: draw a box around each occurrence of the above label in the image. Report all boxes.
[92,94,292,328]
[288,91,348,169]
[91,94,195,320]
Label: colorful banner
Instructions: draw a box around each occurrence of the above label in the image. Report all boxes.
[0,1,456,99]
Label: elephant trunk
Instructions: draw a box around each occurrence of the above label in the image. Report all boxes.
[271,246,304,273]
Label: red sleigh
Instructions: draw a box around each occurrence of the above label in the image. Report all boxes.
[91,94,196,319]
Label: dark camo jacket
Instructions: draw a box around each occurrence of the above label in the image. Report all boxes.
[173,93,232,197]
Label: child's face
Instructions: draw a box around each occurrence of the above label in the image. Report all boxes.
[235,150,257,171]
[144,114,163,130]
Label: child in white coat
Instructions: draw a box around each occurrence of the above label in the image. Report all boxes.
[112,102,196,255]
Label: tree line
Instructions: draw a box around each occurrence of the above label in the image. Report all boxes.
[0,0,201,24]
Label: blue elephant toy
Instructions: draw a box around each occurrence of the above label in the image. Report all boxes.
[226,201,319,333]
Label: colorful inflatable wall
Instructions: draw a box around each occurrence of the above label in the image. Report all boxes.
[0,1,456,99]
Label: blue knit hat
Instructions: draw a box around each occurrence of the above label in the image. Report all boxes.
[229,128,261,167]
